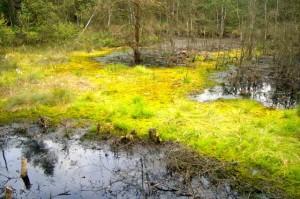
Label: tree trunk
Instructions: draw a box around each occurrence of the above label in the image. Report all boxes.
[236,0,243,42]
[107,7,112,28]
[216,8,219,36]
[247,0,256,59]
[133,0,142,64]
[276,0,279,24]
[264,0,268,40]
[220,2,226,38]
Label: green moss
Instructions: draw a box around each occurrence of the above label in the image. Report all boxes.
[0,47,299,198]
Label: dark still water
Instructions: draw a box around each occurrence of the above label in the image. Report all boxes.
[0,124,255,199]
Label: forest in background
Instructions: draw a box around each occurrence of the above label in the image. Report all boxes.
[0,0,299,63]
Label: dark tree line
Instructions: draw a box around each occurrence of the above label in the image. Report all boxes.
[0,0,299,63]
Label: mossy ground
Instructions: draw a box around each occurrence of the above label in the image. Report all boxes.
[0,47,299,198]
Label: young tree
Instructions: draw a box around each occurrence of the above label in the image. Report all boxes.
[132,0,142,64]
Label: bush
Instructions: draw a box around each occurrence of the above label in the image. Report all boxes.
[51,22,77,42]
[24,31,41,44]
[0,18,15,46]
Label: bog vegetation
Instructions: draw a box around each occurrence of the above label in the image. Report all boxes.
[0,0,299,198]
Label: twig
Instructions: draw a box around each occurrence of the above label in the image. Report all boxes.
[2,150,9,172]
[52,190,71,197]
[152,182,179,192]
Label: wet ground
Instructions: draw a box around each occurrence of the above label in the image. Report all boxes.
[191,58,300,108]
[95,37,239,67]
[95,48,187,67]
[0,123,260,199]
[94,38,299,108]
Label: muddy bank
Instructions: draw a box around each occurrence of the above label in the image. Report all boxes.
[0,123,271,199]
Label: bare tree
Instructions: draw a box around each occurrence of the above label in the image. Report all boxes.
[220,1,227,38]
[264,0,268,41]
[247,0,256,59]
[236,0,243,42]
[132,0,142,64]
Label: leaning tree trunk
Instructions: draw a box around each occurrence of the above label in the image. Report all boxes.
[133,0,142,64]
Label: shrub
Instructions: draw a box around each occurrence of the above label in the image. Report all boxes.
[51,22,77,42]
[0,18,15,46]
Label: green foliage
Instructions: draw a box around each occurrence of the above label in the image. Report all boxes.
[134,65,150,74]
[131,96,154,119]
[49,22,77,42]
[183,76,190,84]
[104,63,126,72]
[88,125,98,134]
[101,37,120,47]
[72,31,122,50]
[0,17,14,46]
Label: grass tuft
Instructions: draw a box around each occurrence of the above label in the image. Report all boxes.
[134,65,150,74]
[131,96,154,119]
[104,63,126,72]
[4,86,73,111]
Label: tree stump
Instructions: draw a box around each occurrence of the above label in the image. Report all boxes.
[148,128,161,144]
[21,157,27,177]
[5,186,13,199]
[21,157,31,189]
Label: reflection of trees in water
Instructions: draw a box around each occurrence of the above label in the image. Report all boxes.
[228,62,300,108]
[22,140,58,176]
[271,63,300,107]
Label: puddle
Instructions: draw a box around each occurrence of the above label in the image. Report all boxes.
[95,38,239,67]
[191,61,300,108]
[95,48,181,67]
[0,124,269,199]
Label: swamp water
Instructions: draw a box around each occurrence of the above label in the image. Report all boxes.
[0,124,251,199]
[95,49,179,67]
[190,61,300,108]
